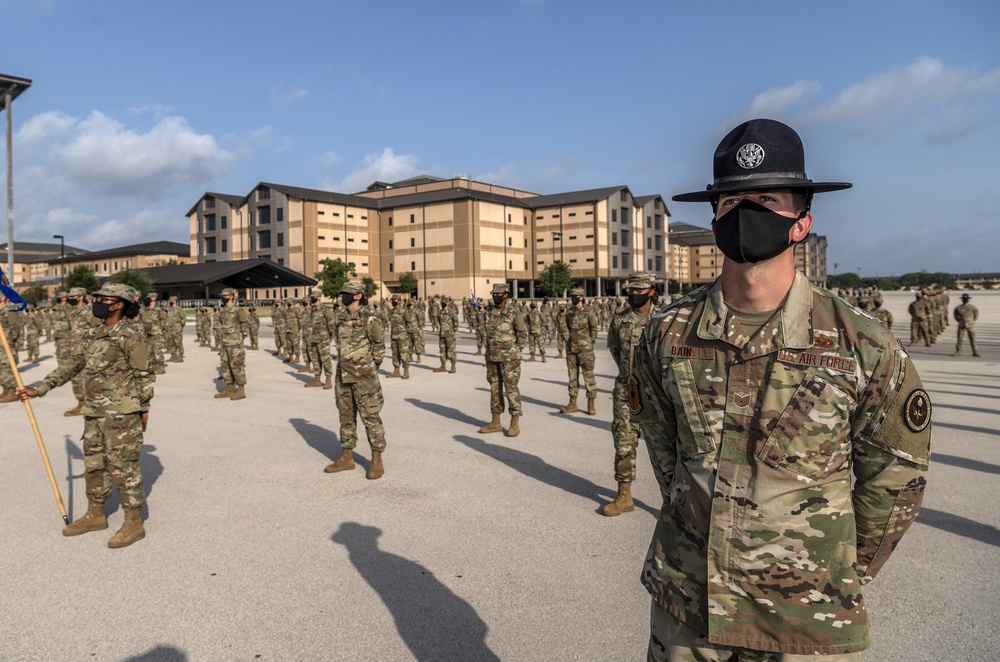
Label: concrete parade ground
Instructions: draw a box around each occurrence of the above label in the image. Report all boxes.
[1,290,997,661]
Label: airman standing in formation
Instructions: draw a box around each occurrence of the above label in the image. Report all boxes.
[24,305,42,363]
[324,281,387,480]
[304,288,336,389]
[17,283,154,548]
[434,297,458,374]
[165,296,186,363]
[284,299,302,364]
[299,297,315,374]
[602,272,657,517]
[64,287,95,413]
[139,293,167,374]
[479,283,527,438]
[404,298,424,364]
[247,306,260,350]
[473,301,487,356]
[213,288,249,401]
[908,291,932,346]
[271,300,286,356]
[387,296,411,379]
[953,293,980,357]
[525,302,546,362]
[560,288,598,416]
[0,295,22,403]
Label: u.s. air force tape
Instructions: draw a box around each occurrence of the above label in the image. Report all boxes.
[627,375,642,415]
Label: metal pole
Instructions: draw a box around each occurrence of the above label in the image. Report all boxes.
[6,91,13,284]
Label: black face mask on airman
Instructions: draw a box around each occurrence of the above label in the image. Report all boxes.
[712,200,803,264]
[341,293,356,307]
[492,294,505,306]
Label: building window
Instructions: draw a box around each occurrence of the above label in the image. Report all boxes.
[389,263,394,272]
[655,235,662,250]
[553,213,560,219]
[205,214,216,232]
[507,213,511,223]
[647,258,653,270]
[222,240,228,253]
[333,237,340,241]
[348,214,354,219]
[586,258,594,262]
[537,215,544,220]
[204,195,215,209]
[612,255,618,269]
[205,237,217,254]
[258,231,271,249]
[332,212,340,217]
[277,208,284,222]
[646,216,651,228]
[569,212,576,217]
[569,258,577,263]
[508,237,512,246]
[622,230,629,245]
[362,262,368,267]
[585,234,593,239]
[318,210,325,215]
[509,260,513,269]
[249,211,254,226]
[655,256,662,271]
[585,210,593,215]
[537,238,544,243]
[620,190,627,201]
[622,253,630,270]
[410,214,415,224]
[524,261,528,269]
[410,238,415,248]
[388,240,393,249]
[348,238,355,243]
[278,258,284,266]
[621,207,629,223]
[524,239,528,247]
[221,216,228,229]
[388,217,393,226]
[258,186,270,200]
[611,209,617,223]
[259,206,271,224]
[277,233,284,247]
[647,237,652,250]
[612,232,617,246]
[361,215,367,220]
[410,261,416,270]
[654,214,662,230]
[319,235,326,240]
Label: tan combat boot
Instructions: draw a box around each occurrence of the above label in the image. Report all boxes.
[473,348,483,356]
[64,400,85,416]
[387,367,401,378]
[953,351,961,356]
[283,354,293,363]
[304,375,322,388]
[449,361,456,374]
[174,356,184,363]
[402,366,410,379]
[153,364,166,375]
[505,415,520,438]
[527,354,536,362]
[108,507,145,548]
[63,501,107,536]
[560,396,579,414]
[415,354,421,364]
[587,398,597,416]
[324,375,333,390]
[214,385,234,399]
[478,413,502,434]
[433,361,447,373]
[231,385,246,400]
[541,355,547,363]
[367,451,384,480]
[602,483,635,516]
[297,363,313,373]
[324,448,355,473]
[556,350,564,359]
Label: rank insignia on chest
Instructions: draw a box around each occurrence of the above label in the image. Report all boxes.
[904,389,931,432]
[731,392,752,409]
[627,375,643,415]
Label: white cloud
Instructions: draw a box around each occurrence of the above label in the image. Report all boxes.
[797,57,1000,127]
[15,111,75,146]
[330,148,420,192]
[58,111,235,198]
[745,81,821,118]
[270,84,309,105]
[79,209,179,247]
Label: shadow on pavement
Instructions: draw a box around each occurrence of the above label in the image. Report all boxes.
[289,417,339,462]
[932,422,999,437]
[65,438,164,521]
[453,434,658,516]
[332,522,500,662]
[925,389,997,401]
[922,379,1000,391]
[931,453,1000,475]
[120,645,187,661]
[65,436,83,519]
[406,398,486,429]
[931,402,1000,416]
[917,507,1000,547]
[473,386,563,411]
[473,387,612,432]
[531,376,613,395]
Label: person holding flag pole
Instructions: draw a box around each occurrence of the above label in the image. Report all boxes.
[17,282,155,547]
[0,267,69,524]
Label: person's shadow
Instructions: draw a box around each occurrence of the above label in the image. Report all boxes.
[120,645,187,661]
[332,522,499,662]
[65,438,164,521]
[289,417,370,473]
[453,434,658,516]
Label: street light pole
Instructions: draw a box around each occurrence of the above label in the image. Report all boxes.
[52,234,64,288]
[2,74,32,285]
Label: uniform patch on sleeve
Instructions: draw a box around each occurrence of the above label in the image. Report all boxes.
[627,374,643,415]
[904,389,931,432]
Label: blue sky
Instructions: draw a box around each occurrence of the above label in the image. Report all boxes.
[2,0,998,276]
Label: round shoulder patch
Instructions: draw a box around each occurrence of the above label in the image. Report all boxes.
[903,389,931,432]
[627,374,643,415]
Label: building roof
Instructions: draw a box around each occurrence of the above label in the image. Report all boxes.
[633,194,672,217]
[258,182,381,209]
[524,185,630,209]
[142,259,316,289]
[668,221,711,235]
[1,241,89,255]
[185,192,246,217]
[374,186,532,211]
[49,241,190,264]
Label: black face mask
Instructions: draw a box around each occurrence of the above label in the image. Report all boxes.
[492,294,505,306]
[571,296,582,306]
[341,293,356,307]
[628,292,651,309]
[92,302,115,319]
[310,297,319,304]
[220,297,231,306]
[712,200,802,264]
[68,297,81,306]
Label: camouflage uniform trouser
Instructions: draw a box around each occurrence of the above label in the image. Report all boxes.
[148,331,165,365]
[248,326,258,347]
[566,349,597,399]
[273,326,285,353]
[408,329,425,357]
[438,333,457,362]
[284,329,300,357]
[475,329,485,351]
[26,333,39,359]
[82,414,145,509]
[391,336,411,368]
[220,345,247,386]
[527,332,545,358]
[611,379,641,483]
[309,341,334,378]
[647,602,861,661]
[335,375,386,451]
[173,329,184,357]
[0,345,16,389]
[956,326,977,353]
[486,359,522,415]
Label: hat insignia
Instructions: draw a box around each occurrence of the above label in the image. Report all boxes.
[736,143,765,169]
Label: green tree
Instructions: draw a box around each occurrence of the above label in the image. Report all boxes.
[106,268,154,297]
[20,285,48,307]
[65,265,100,293]
[314,258,356,298]
[398,271,418,296]
[361,276,379,299]
[537,260,573,297]
[827,272,862,289]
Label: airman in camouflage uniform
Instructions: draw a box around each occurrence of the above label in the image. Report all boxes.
[434,297,458,374]
[602,273,657,516]
[635,119,929,660]
[479,283,527,437]
[324,281,387,480]
[560,288,599,415]
[64,287,96,414]
[953,293,980,356]
[525,303,546,362]
[908,292,932,346]
[304,289,336,389]
[555,303,568,358]
[386,296,411,379]
[271,301,286,355]
[871,299,893,330]
[166,296,186,363]
[404,298,424,364]
[298,298,315,374]
[214,288,249,400]
[139,293,167,374]
[18,283,154,548]
[24,305,43,363]
[247,306,260,350]
[283,299,302,364]
[472,302,487,355]
[0,297,22,403]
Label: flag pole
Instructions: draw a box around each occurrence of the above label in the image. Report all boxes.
[0,319,69,525]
